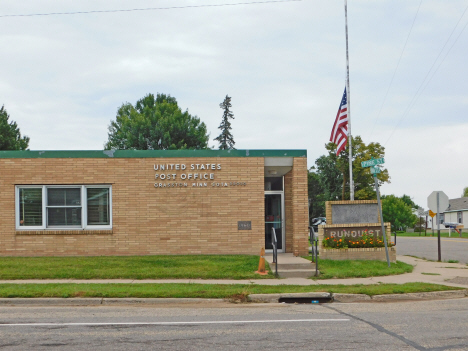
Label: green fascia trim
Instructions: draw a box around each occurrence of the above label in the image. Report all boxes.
[0,149,307,159]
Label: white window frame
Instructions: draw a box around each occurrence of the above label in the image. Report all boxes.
[46,185,83,229]
[85,186,113,230]
[15,185,112,230]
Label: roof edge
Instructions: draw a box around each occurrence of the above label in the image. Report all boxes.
[0,149,307,159]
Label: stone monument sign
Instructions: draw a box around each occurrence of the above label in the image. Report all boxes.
[331,203,378,224]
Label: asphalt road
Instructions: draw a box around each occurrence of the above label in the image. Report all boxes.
[1,299,468,350]
[395,236,468,263]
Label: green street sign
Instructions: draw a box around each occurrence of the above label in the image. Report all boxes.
[370,166,381,174]
[361,157,385,168]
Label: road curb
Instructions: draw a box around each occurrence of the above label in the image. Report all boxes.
[333,293,371,303]
[0,290,466,306]
[102,298,225,305]
[248,292,330,303]
[370,289,468,302]
[0,298,104,306]
[248,289,468,303]
[0,298,226,306]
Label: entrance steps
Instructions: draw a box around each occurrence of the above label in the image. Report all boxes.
[264,253,318,278]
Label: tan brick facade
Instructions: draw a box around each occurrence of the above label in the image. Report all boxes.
[319,200,396,262]
[290,157,309,256]
[318,247,397,262]
[0,151,309,257]
[318,222,396,262]
[283,157,315,256]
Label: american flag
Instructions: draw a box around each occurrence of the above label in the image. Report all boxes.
[330,87,348,155]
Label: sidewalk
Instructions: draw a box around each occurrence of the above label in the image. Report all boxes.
[1,255,468,288]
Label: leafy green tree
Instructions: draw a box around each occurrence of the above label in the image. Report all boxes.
[308,168,325,222]
[105,93,209,150]
[381,195,417,231]
[308,135,390,218]
[214,95,235,150]
[307,154,343,220]
[314,155,342,201]
[0,105,29,150]
[324,135,390,200]
[463,187,468,197]
[400,194,420,210]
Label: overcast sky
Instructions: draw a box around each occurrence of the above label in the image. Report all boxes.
[1,0,467,209]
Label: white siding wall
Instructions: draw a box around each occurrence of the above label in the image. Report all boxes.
[440,210,468,230]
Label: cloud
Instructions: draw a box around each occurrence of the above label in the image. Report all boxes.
[1,0,467,208]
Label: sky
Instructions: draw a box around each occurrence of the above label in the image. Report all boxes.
[1,0,468,210]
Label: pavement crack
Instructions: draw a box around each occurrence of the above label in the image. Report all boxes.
[323,305,427,351]
[427,342,468,351]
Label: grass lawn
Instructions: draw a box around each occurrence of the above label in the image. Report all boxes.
[395,231,468,238]
[0,255,274,280]
[303,257,413,279]
[0,282,459,299]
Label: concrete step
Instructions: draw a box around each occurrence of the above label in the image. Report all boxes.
[269,263,315,270]
[276,269,319,278]
[264,253,318,278]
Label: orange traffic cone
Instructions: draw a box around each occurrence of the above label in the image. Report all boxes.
[255,247,268,275]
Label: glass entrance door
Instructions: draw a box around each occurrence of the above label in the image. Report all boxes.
[265,193,284,251]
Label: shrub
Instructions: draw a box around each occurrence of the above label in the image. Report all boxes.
[322,237,348,249]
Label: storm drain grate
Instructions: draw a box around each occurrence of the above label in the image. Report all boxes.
[278,297,333,304]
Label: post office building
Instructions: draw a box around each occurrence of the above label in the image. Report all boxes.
[0,149,308,257]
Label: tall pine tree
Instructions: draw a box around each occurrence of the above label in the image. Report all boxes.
[214,95,235,150]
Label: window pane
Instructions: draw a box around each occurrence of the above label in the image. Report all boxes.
[19,188,42,226]
[48,188,81,206]
[264,177,283,191]
[47,207,82,226]
[87,188,110,225]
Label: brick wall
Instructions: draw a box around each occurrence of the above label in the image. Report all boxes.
[290,157,309,256]
[284,171,293,253]
[319,247,397,262]
[283,157,309,256]
[0,156,308,257]
[318,222,396,262]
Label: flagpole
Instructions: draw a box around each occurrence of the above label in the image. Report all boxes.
[344,0,354,201]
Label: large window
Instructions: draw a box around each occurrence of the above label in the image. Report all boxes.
[19,188,43,227]
[87,188,110,226]
[16,185,112,230]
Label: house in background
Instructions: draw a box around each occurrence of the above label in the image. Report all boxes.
[441,197,468,229]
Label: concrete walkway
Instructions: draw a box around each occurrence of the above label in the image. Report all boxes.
[1,255,468,288]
